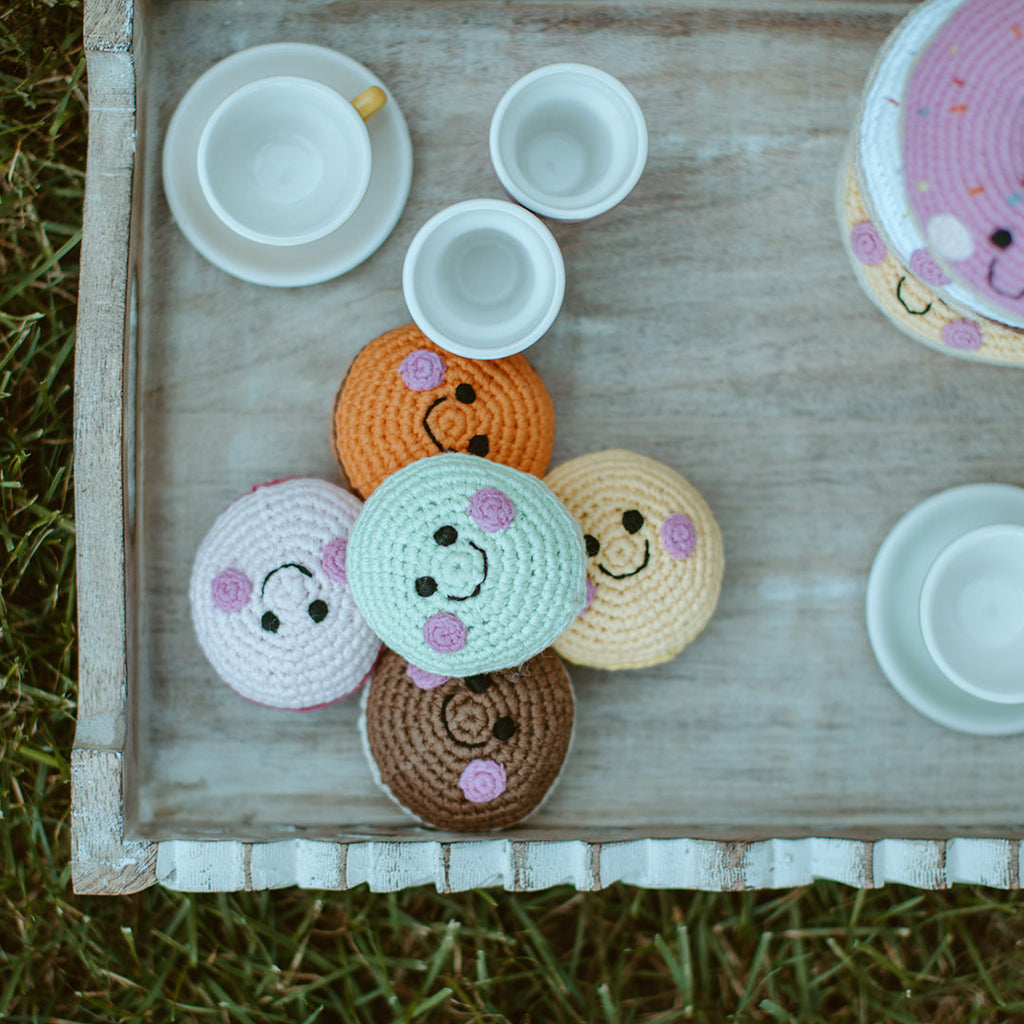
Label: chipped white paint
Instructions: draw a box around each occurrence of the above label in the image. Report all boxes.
[74,0,1024,893]
[947,838,1018,889]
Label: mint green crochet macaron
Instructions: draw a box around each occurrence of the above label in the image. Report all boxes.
[347,453,587,675]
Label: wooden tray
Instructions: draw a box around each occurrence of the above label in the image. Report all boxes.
[73,0,1024,894]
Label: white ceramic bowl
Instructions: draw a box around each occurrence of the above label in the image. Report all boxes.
[197,75,372,247]
[489,63,647,221]
[402,198,565,359]
[919,524,1024,703]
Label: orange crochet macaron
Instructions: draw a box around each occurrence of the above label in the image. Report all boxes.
[332,324,556,498]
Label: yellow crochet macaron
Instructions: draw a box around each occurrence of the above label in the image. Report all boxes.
[544,450,724,670]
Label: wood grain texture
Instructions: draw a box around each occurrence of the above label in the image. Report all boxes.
[75,0,1024,891]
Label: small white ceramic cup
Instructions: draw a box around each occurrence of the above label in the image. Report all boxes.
[919,524,1024,703]
[489,63,647,221]
[197,76,386,246]
[402,198,565,359]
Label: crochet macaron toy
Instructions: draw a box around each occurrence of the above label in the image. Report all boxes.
[346,452,587,676]
[331,323,556,497]
[544,450,724,670]
[361,647,575,831]
[189,477,381,710]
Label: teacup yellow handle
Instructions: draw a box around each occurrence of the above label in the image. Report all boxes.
[351,86,387,122]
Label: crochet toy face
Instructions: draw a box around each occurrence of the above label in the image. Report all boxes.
[544,450,724,670]
[902,0,1024,321]
[361,647,574,831]
[843,163,1022,359]
[189,478,381,709]
[346,453,587,676]
[332,324,556,497]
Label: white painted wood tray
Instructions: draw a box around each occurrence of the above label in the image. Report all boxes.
[73,0,1024,894]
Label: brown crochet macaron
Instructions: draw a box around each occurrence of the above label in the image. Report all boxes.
[360,647,574,831]
[332,324,556,498]
[545,449,724,671]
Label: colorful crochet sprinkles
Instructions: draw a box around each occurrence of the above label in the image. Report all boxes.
[332,324,556,498]
[902,0,1024,322]
[841,156,1024,363]
[360,647,575,831]
[345,453,587,676]
[189,478,381,710]
[545,450,724,670]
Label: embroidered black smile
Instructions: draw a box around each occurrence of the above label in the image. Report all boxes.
[261,562,311,595]
[414,540,488,601]
[598,540,650,579]
[439,674,516,748]
[896,276,933,316]
[421,385,490,457]
[447,542,488,601]
[987,257,1024,300]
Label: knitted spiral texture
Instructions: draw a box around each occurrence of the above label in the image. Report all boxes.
[841,157,1024,362]
[901,0,1024,324]
[189,478,381,710]
[361,647,575,831]
[346,453,588,676]
[841,0,1024,361]
[544,450,724,670]
[332,324,556,498]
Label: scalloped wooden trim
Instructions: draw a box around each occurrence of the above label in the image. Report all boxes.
[143,836,1022,893]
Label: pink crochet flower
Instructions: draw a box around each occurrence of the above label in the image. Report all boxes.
[942,318,983,351]
[211,569,251,612]
[407,664,451,690]
[423,612,467,653]
[909,248,951,287]
[850,221,887,266]
[321,538,348,584]
[466,488,516,532]
[399,349,446,391]
[660,513,697,560]
[458,759,507,804]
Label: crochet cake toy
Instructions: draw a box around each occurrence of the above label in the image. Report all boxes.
[189,477,381,710]
[331,323,556,497]
[345,452,587,676]
[901,0,1024,324]
[841,158,1024,363]
[544,449,724,670]
[360,647,575,831]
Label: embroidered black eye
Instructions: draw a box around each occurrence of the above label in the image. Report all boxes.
[584,534,600,558]
[415,576,438,597]
[465,674,491,694]
[261,611,280,633]
[991,228,1013,249]
[308,600,328,623]
[622,509,645,534]
[434,525,457,546]
[492,716,516,741]
[467,434,489,457]
[455,383,476,404]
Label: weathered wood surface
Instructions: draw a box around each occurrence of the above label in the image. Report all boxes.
[74,0,1024,891]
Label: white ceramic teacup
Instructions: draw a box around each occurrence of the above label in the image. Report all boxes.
[919,524,1024,703]
[402,198,565,359]
[197,76,386,246]
[489,63,647,221]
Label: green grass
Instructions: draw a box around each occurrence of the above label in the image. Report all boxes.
[3,2,1024,1021]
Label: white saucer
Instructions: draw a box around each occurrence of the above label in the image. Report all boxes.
[866,483,1024,735]
[162,43,413,287]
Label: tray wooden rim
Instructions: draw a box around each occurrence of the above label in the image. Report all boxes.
[71,0,1024,894]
